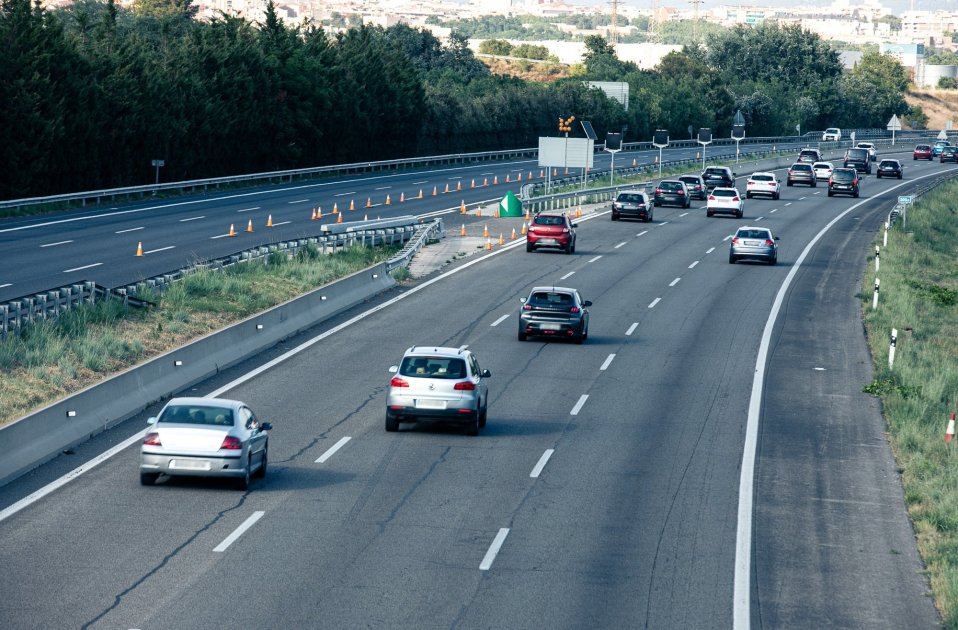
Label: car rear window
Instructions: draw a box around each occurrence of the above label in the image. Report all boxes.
[679,176,700,184]
[791,164,812,171]
[659,182,682,191]
[832,170,855,181]
[704,168,726,176]
[846,149,867,159]
[400,356,466,379]
[880,160,897,167]
[736,229,770,239]
[916,145,931,150]
[533,215,565,226]
[160,405,234,426]
[617,193,644,203]
[751,175,773,182]
[712,189,738,197]
[529,291,574,307]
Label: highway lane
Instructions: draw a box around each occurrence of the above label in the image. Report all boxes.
[0,151,945,629]
[2,139,829,302]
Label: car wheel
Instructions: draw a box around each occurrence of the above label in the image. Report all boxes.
[526,243,533,253]
[140,472,159,486]
[827,191,833,197]
[518,330,527,341]
[877,173,881,179]
[571,239,576,253]
[645,213,652,223]
[611,213,618,221]
[746,192,752,199]
[685,198,691,208]
[465,411,480,436]
[736,210,743,218]
[773,192,780,200]
[811,181,816,187]
[236,457,252,490]
[254,445,267,479]
[565,242,572,255]
[853,190,859,198]
[479,403,487,428]
[707,210,713,217]
[898,173,903,179]
[385,413,399,432]
[787,181,793,186]
[729,254,736,264]
[653,201,660,207]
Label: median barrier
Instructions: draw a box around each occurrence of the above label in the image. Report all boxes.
[0,262,397,486]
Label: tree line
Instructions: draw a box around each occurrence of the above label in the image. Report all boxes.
[1,0,920,200]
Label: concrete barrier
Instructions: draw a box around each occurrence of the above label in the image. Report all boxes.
[0,262,396,486]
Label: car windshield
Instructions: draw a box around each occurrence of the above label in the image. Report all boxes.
[751,175,773,181]
[533,215,565,226]
[160,404,234,426]
[826,128,839,133]
[617,193,644,203]
[713,189,737,197]
[529,291,575,307]
[736,229,770,239]
[399,356,466,379]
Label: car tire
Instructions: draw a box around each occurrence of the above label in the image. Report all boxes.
[385,414,399,432]
[787,181,793,187]
[645,213,652,223]
[769,256,777,266]
[254,445,267,479]
[465,411,480,436]
[565,242,572,255]
[707,210,713,217]
[827,191,833,197]
[236,457,252,490]
[479,403,487,428]
[729,254,736,264]
[898,173,903,179]
[611,213,618,221]
[853,190,859,198]
[571,239,576,253]
[877,173,882,179]
[811,181,816,187]
[653,201,660,207]
[140,472,159,486]
[746,192,752,199]
[526,243,533,253]
[685,198,691,208]
[736,210,743,218]
[517,330,527,341]
[773,192,780,200]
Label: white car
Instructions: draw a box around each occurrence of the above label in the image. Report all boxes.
[706,186,744,218]
[822,127,842,142]
[856,142,878,161]
[812,161,834,180]
[745,172,780,200]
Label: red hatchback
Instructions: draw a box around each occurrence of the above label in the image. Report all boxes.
[526,212,577,254]
[913,144,933,160]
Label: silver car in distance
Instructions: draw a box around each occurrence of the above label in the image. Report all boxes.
[140,397,271,489]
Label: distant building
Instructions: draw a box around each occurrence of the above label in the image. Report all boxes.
[879,42,925,68]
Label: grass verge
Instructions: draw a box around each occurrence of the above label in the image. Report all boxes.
[0,244,401,426]
[860,179,958,626]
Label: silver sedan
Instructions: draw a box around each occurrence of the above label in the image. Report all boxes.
[139,397,271,489]
[729,226,779,265]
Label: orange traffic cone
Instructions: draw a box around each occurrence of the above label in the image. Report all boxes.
[470,179,475,189]
[632,158,637,166]
[456,181,462,191]
[266,214,273,227]
[947,412,956,443]
[418,189,423,199]
[400,192,405,203]
[493,176,499,185]
[525,209,530,221]
[498,233,504,246]
[517,173,523,181]
[135,242,143,256]
[495,207,500,219]
[316,207,322,219]
[333,202,339,214]
[444,183,450,193]
[337,212,342,224]
[433,186,437,196]
[350,199,355,211]
[476,206,482,217]
[246,219,253,233]
[460,200,466,214]
[540,169,544,178]
[364,214,368,221]
[505,174,511,183]
[385,195,390,205]
[510,227,517,240]
[483,224,489,238]
[229,224,236,237]
[553,168,558,176]
[485,237,492,251]
[564,168,569,175]
[521,222,527,236]
[460,224,466,237]
[311,208,317,220]
[366,197,371,208]
[483,178,488,186]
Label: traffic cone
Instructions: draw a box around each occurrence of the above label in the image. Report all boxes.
[460,200,466,214]
[947,412,956,443]
[418,189,423,199]
[337,212,342,224]
[498,233,504,246]
[483,224,489,238]
[517,173,523,181]
[510,227,517,240]
[400,192,405,203]
[485,237,492,251]
[366,197,371,208]
[521,222,527,235]
[493,175,498,185]
[495,207,500,219]
[311,208,317,220]
[483,177,488,186]
[456,181,461,191]
[363,214,368,221]
[444,183,450,193]
[564,168,569,175]
[696,151,700,159]
[333,202,339,214]
[433,186,437,196]
[349,199,355,211]
[655,156,659,164]
[476,206,482,217]
[316,207,322,219]
[632,158,637,166]
[525,209,530,221]
[385,195,390,205]
[266,214,273,227]
[229,224,236,237]
[553,168,558,176]
[539,170,544,178]
[505,174,511,183]
[460,224,466,237]
[246,219,253,233]
[135,242,143,256]
[470,179,475,188]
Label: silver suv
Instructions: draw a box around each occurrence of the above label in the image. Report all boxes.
[386,347,490,435]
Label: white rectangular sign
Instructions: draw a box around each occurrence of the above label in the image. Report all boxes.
[538,137,594,169]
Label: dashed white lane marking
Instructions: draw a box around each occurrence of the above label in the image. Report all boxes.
[626,322,639,336]
[237,207,259,213]
[315,436,351,463]
[600,354,616,371]
[412,180,428,185]
[210,233,230,239]
[271,221,292,227]
[42,240,73,248]
[213,511,265,553]
[588,255,602,263]
[770,209,778,213]
[679,212,689,217]
[333,192,355,197]
[64,263,102,273]
[669,277,681,287]
[560,271,575,280]
[755,217,764,222]
[723,235,733,242]
[490,314,510,327]
[799,197,807,200]
[784,202,792,206]
[648,297,661,308]
[288,198,309,203]
[637,230,648,237]
[615,241,627,249]
[116,227,144,234]
[657,221,669,226]
[813,191,822,195]
[689,260,699,269]
[143,246,175,254]
[530,449,555,478]
[570,394,589,415]
[706,247,716,254]
[375,186,391,190]
[479,528,510,571]
[0,283,10,289]
[179,216,205,222]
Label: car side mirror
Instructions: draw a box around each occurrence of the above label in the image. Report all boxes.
[260,422,273,431]
[582,300,593,307]
[481,369,491,378]
[775,236,781,241]
[388,365,398,373]
[147,416,157,425]
[732,173,737,178]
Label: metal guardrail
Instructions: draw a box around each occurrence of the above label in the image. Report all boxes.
[0,216,424,340]
[887,168,958,228]
[385,219,444,272]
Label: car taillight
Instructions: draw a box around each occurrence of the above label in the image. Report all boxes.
[143,432,161,446]
[522,304,532,310]
[454,381,476,391]
[765,239,774,246]
[677,190,685,195]
[731,238,740,245]
[569,306,580,313]
[655,188,663,194]
[390,377,409,387]
[732,196,740,201]
[220,436,242,450]
[708,195,715,200]
[527,226,536,233]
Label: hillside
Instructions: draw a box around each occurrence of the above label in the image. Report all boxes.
[479,55,573,82]
[905,89,958,130]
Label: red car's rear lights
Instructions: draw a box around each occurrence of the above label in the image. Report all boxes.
[454,381,476,391]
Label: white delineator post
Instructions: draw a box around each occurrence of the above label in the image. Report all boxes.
[884,221,889,247]
[875,245,880,272]
[888,328,897,370]
[946,412,956,444]
[872,278,880,310]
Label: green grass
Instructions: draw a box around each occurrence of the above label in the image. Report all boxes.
[860,179,958,626]
[0,245,400,425]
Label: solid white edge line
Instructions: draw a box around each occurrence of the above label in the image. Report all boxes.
[732,175,929,630]
[213,511,265,553]
[0,211,608,522]
[115,227,144,234]
[490,313,510,327]
[41,240,73,248]
[648,297,661,308]
[600,354,615,371]
[315,436,351,463]
[530,449,555,478]
[625,322,639,336]
[570,394,589,416]
[179,216,205,222]
[479,528,510,570]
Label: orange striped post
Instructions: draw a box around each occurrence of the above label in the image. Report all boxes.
[310,208,317,220]
[483,177,488,186]
[444,183,450,193]
[521,222,527,236]
[510,227,517,240]
[470,179,475,189]
[498,233,504,246]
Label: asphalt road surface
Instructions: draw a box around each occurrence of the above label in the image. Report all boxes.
[0,151,948,629]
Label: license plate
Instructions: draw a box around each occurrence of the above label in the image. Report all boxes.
[541,323,562,330]
[745,240,762,246]
[416,399,447,409]
[170,459,211,471]
[539,238,557,245]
